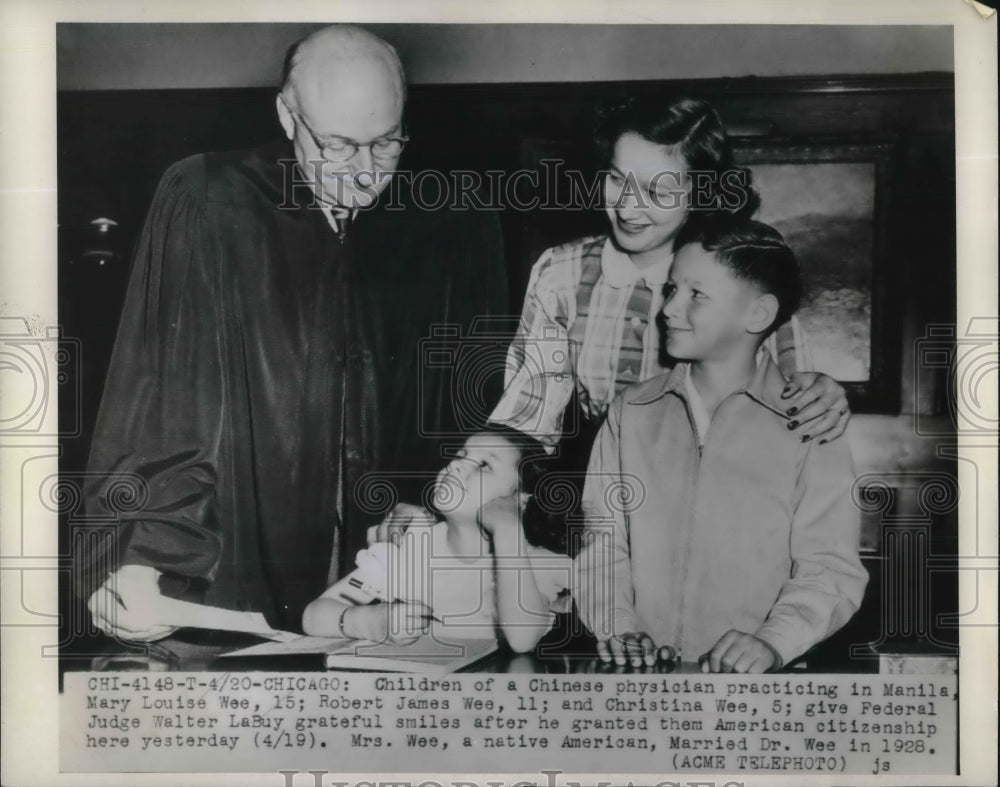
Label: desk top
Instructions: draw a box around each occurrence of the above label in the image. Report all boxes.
[69,620,711,675]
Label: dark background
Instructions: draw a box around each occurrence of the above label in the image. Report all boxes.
[57,66,959,670]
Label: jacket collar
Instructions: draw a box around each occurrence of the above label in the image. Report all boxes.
[601,237,672,289]
[628,351,791,419]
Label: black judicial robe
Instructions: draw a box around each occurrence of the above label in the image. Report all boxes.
[78,142,506,631]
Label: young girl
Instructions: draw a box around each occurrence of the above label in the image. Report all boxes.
[303,425,570,653]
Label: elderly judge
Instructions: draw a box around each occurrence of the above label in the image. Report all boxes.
[80,25,505,644]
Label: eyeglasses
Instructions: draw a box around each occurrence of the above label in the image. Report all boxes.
[289,107,408,164]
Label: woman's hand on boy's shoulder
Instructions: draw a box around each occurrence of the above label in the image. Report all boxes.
[781,371,851,444]
[700,630,781,674]
[366,502,436,547]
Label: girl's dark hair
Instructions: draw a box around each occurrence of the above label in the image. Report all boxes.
[594,95,760,220]
[481,423,567,554]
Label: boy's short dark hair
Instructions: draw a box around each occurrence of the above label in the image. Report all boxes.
[675,217,803,335]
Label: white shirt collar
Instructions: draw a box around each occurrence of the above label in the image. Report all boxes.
[600,237,673,289]
[322,205,356,235]
[683,365,712,447]
[683,356,766,446]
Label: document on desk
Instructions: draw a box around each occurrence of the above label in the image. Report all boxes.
[219,634,350,656]
[112,582,299,641]
[221,633,497,672]
[154,601,299,641]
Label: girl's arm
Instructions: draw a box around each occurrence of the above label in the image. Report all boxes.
[480,496,557,653]
[302,596,352,638]
[303,595,432,643]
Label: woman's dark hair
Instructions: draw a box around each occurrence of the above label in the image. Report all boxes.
[481,423,567,554]
[594,95,760,220]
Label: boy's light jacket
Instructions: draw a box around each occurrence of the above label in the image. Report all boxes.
[573,355,868,666]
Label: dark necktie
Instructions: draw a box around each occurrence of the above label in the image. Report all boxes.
[331,208,352,243]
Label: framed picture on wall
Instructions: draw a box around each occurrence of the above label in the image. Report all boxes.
[733,135,901,413]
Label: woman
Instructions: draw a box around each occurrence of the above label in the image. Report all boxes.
[372,95,850,544]
[491,95,847,451]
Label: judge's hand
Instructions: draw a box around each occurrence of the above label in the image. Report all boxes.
[342,601,434,645]
[700,630,780,673]
[597,631,658,668]
[366,502,435,547]
[781,372,850,443]
[87,564,179,642]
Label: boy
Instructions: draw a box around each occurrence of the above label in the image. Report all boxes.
[573,218,867,673]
